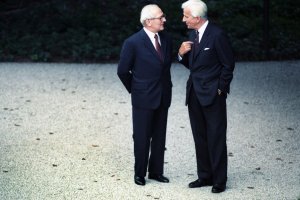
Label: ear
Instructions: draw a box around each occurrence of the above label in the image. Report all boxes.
[145,19,152,27]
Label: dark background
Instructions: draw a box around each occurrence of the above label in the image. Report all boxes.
[1,0,299,62]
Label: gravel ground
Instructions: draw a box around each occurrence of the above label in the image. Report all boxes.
[0,61,299,200]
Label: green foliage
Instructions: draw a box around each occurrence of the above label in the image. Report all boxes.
[0,0,299,62]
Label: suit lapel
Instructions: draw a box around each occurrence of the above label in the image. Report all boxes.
[193,25,210,59]
[160,33,167,62]
[140,29,162,62]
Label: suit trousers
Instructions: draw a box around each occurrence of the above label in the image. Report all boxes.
[188,87,228,184]
[132,104,168,177]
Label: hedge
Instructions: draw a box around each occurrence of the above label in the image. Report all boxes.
[0,0,299,62]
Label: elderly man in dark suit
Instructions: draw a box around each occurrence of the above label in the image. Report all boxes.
[178,0,235,193]
[117,4,173,186]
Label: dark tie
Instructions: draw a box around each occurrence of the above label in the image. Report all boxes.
[154,34,163,61]
[193,31,199,58]
[194,30,199,49]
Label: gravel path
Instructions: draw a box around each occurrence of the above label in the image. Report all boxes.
[0,61,299,200]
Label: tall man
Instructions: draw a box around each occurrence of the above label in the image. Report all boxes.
[117,4,173,186]
[178,0,235,193]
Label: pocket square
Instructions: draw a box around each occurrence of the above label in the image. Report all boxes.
[204,48,210,50]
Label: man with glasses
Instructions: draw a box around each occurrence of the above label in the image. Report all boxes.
[117,4,173,186]
[178,0,235,193]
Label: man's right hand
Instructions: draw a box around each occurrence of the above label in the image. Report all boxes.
[178,41,194,57]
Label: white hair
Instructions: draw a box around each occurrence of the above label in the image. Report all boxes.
[140,4,160,25]
[182,0,207,19]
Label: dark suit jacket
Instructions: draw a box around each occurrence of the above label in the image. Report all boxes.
[118,29,173,109]
[180,23,235,106]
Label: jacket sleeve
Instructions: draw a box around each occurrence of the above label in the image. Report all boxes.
[215,32,235,94]
[117,39,134,93]
[178,52,190,69]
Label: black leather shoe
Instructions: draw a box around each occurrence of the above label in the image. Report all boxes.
[188,179,213,188]
[134,175,145,186]
[211,184,226,193]
[148,174,169,183]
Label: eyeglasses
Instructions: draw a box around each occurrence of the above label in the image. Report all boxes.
[149,14,166,21]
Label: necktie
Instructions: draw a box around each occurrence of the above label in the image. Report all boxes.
[193,31,199,58]
[154,34,163,61]
[194,30,199,49]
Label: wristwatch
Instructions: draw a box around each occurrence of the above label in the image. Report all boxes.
[218,89,222,95]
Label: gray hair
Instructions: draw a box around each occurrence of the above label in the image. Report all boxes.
[182,0,207,19]
[140,4,160,25]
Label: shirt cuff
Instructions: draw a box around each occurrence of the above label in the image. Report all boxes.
[178,54,183,61]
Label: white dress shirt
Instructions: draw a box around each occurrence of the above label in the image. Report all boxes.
[143,27,161,49]
[196,20,209,43]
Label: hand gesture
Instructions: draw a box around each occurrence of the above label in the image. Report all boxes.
[178,41,193,57]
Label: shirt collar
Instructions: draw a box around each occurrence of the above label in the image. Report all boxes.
[143,27,158,39]
[197,20,209,36]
